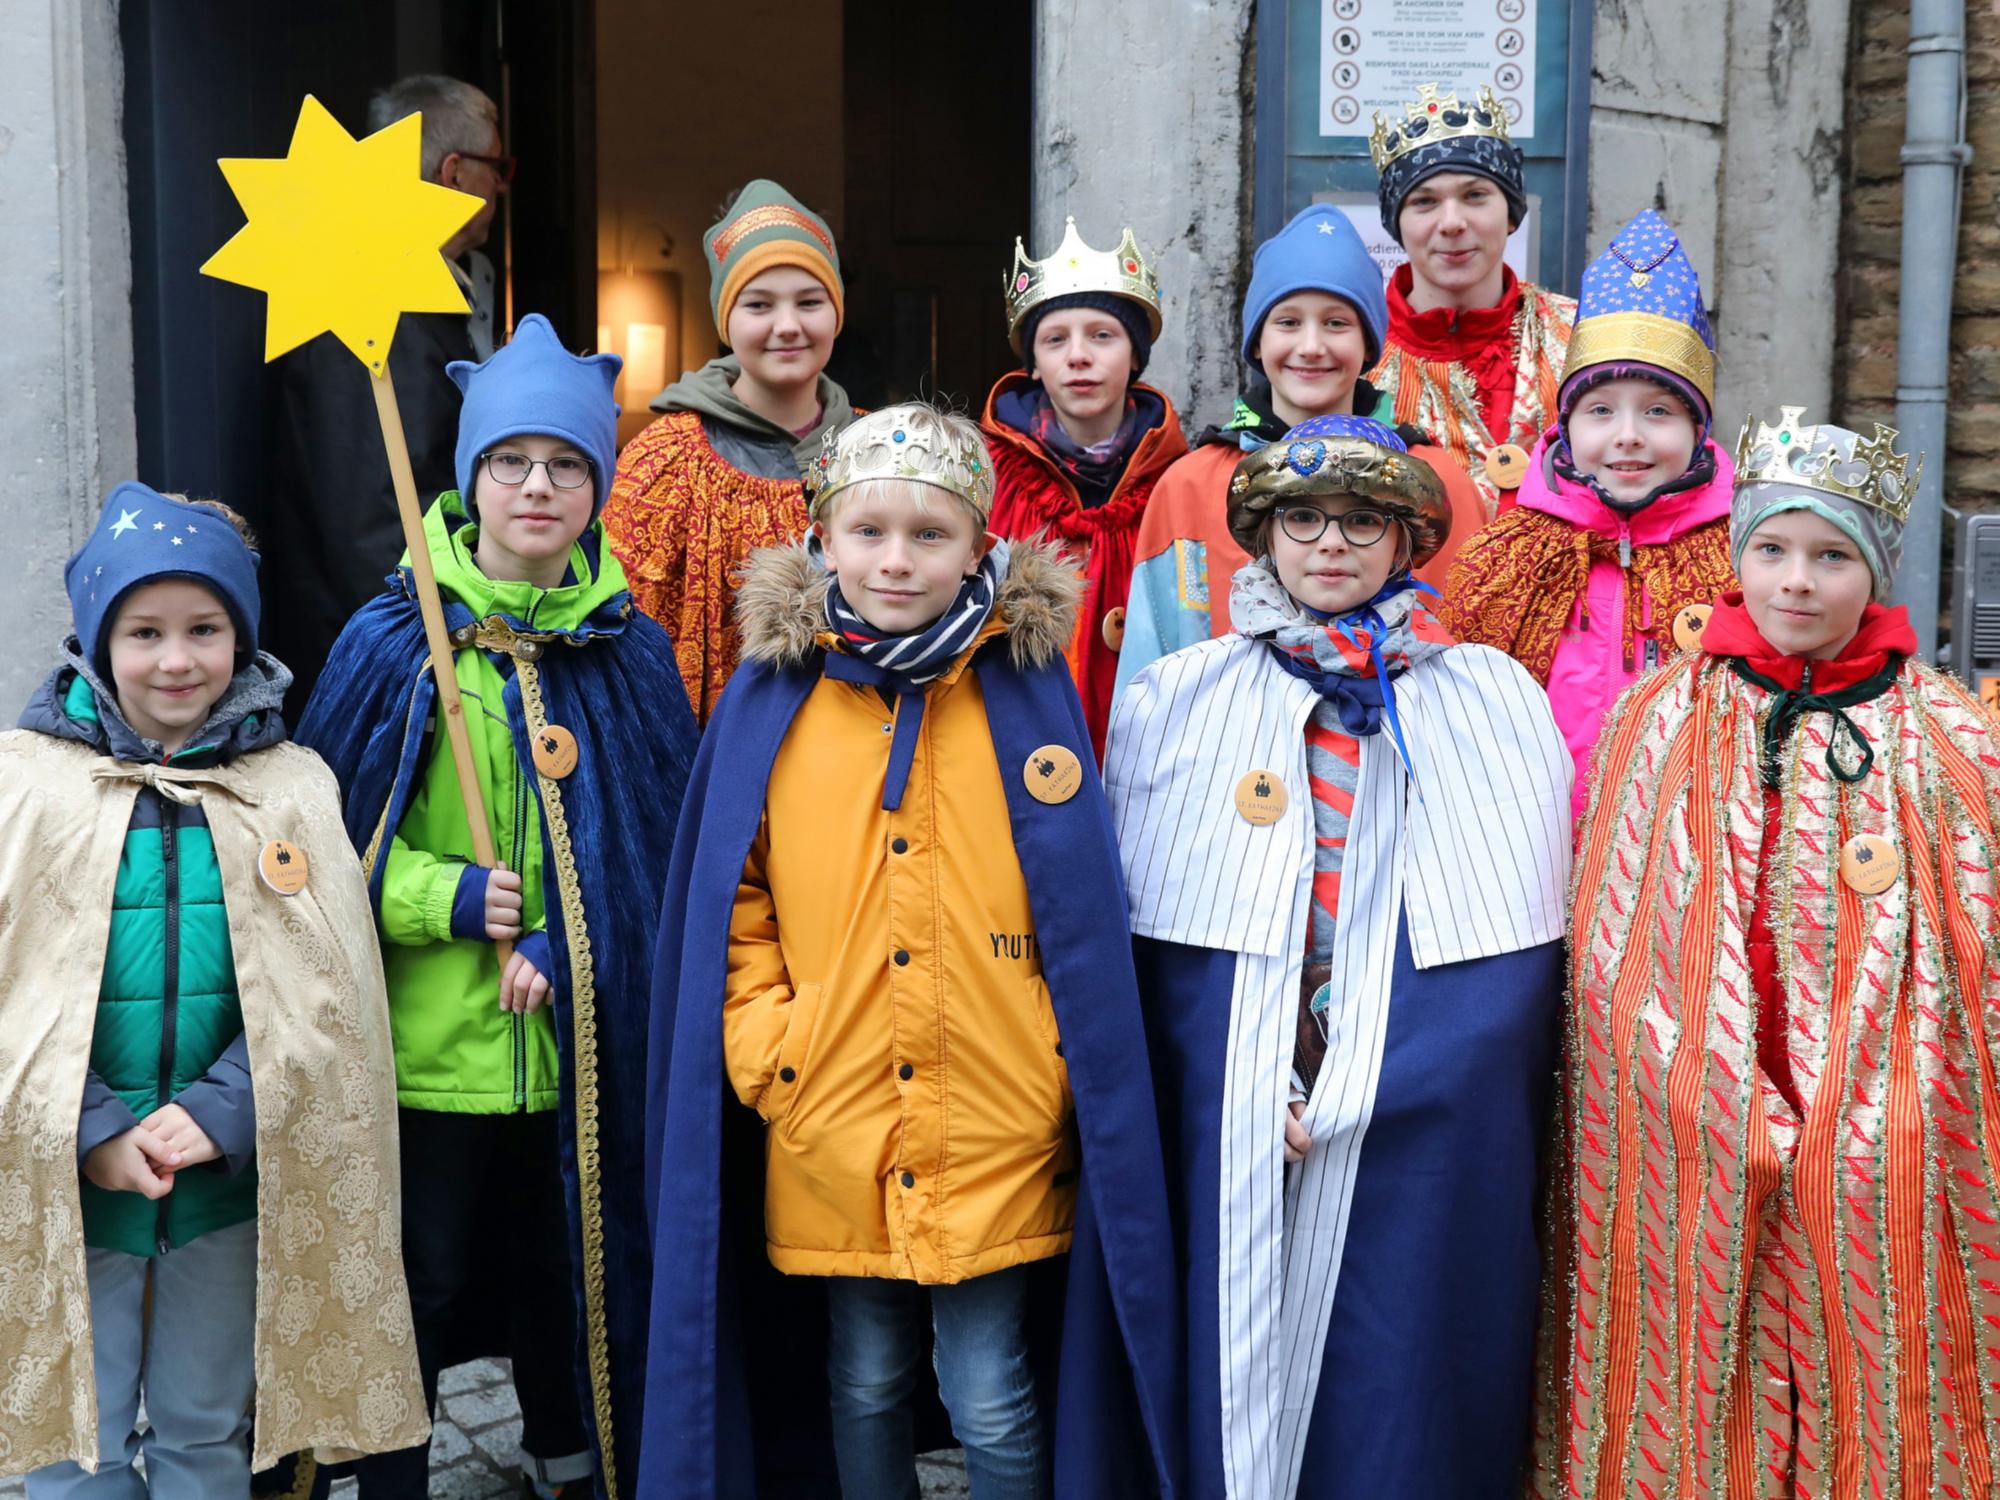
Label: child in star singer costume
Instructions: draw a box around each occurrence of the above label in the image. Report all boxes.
[981,217,1188,760]
[1082,414,1573,1498]
[1116,204,1482,694]
[1532,412,2000,1499]
[604,179,857,723]
[1445,210,1738,819]
[300,315,698,1500]
[640,404,1179,1499]
[1,486,425,1492]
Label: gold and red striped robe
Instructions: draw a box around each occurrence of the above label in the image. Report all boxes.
[1532,650,2000,1500]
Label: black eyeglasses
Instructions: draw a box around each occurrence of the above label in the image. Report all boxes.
[1271,504,1394,547]
[481,452,593,489]
[456,151,517,185]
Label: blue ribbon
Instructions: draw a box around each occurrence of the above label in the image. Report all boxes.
[1268,576,1434,792]
[822,651,927,811]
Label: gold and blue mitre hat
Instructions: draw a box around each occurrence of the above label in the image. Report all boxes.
[1003,217,1163,351]
[1560,210,1717,419]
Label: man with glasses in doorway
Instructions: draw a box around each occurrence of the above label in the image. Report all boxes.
[265,74,513,714]
[1367,82,1575,527]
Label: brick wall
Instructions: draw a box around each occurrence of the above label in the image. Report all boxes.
[1837,0,2000,512]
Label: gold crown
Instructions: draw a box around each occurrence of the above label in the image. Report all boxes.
[1733,406,1921,524]
[1004,217,1163,350]
[1370,84,1512,173]
[804,404,995,523]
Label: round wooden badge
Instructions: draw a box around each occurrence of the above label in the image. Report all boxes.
[258,839,309,896]
[1024,744,1083,805]
[1484,443,1530,490]
[1672,602,1714,653]
[1234,769,1288,825]
[1102,606,1127,653]
[532,724,579,779]
[1839,833,1900,895]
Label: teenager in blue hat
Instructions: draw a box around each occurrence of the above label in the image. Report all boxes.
[300,314,699,1500]
[1117,205,1480,692]
[4,488,428,1493]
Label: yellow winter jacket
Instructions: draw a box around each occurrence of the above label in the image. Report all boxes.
[722,541,1083,1284]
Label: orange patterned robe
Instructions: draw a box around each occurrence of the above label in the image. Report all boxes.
[1534,644,2000,1499]
[602,410,810,723]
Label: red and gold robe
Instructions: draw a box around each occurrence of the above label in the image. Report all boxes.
[1533,599,2000,1499]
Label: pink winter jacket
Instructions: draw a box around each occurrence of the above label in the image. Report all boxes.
[1517,431,1735,819]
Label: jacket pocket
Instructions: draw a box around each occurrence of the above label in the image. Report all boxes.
[1024,975,1073,1128]
[764,981,823,1126]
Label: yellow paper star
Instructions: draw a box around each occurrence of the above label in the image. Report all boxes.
[201,94,483,367]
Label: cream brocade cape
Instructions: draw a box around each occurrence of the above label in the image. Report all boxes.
[0,734,427,1475]
[1531,653,2000,1499]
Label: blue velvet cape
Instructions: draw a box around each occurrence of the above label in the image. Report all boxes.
[298,533,697,1500]
[1084,925,1563,1498]
[639,641,1183,1499]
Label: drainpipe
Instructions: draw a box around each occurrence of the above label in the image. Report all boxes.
[1891,0,1970,663]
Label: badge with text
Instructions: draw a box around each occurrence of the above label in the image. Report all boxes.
[1672,602,1713,652]
[1839,833,1900,895]
[1484,443,1529,490]
[532,723,579,779]
[1234,769,1288,825]
[259,838,310,896]
[1024,744,1083,805]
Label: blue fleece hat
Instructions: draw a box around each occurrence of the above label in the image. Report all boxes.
[1239,205,1390,369]
[66,482,262,673]
[448,313,623,517]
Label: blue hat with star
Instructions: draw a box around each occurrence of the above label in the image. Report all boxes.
[1239,205,1390,368]
[1560,210,1716,425]
[66,482,262,673]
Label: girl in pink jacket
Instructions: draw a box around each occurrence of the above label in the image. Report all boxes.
[1443,211,1738,819]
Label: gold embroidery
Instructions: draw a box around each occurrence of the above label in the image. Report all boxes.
[516,661,618,1499]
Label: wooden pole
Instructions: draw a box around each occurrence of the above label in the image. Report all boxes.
[369,364,512,964]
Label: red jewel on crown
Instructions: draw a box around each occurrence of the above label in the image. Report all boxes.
[1427,103,1438,112]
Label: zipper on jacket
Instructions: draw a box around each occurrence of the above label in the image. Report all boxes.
[156,799,181,1256]
[1618,524,1636,672]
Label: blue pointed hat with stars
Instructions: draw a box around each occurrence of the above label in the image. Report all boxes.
[1560,210,1716,425]
[65,481,262,672]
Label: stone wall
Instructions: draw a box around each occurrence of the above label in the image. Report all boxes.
[0,0,136,715]
[1032,0,1258,434]
[1585,0,1851,441]
[1836,0,1999,512]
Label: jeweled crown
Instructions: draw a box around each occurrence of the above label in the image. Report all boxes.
[1003,217,1163,350]
[1369,84,1512,173]
[804,404,995,523]
[1733,406,1921,524]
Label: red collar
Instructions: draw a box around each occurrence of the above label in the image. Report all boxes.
[1385,264,1525,360]
[1701,593,1917,692]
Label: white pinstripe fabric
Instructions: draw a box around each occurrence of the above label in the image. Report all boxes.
[1107,637,1572,1500]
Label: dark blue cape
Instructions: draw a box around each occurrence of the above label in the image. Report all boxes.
[297,534,698,1500]
[640,639,1183,1498]
[1096,926,1562,1498]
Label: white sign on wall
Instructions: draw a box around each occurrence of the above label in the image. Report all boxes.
[1317,191,1538,281]
[1320,0,1538,141]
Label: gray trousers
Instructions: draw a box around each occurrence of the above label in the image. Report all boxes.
[27,1219,257,1500]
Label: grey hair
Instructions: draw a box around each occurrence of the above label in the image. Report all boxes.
[366,75,498,180]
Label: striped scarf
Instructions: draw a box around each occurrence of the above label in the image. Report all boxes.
[1231,560,1456,1091]
[820,540,1007,810]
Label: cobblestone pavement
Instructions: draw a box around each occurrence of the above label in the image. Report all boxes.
[0,1358,971,1497]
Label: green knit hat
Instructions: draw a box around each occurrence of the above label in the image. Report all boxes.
[704,179,844,340]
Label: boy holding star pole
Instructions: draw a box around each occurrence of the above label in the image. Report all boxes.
[202,97,699,1499]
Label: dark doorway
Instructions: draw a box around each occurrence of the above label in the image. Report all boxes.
[120,0,596,537]
[840,3,1032,411]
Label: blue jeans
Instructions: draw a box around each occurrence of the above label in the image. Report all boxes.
[27,1219,257,1500]
[824,1266,1047,1500]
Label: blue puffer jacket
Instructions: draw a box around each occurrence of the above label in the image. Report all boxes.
[20,648,291,1256]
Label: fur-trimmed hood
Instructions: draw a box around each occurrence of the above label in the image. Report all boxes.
[735,538,1081,672]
